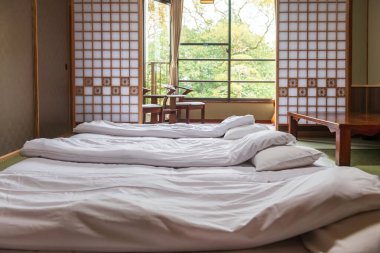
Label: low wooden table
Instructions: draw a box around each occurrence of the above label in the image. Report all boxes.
[288,112,380,166]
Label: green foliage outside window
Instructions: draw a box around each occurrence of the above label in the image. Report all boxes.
[145,0,276,99]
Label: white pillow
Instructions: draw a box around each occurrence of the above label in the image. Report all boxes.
[223,124,269,140]
[252,145,322,171]
[302,210,380,253]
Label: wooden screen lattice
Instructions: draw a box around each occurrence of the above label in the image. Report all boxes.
[277,0,348,125]
[73,0,140,123]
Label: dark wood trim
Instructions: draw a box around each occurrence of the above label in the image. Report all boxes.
[138,0,144,123]
[336,126,351,165]
[32,0,40,138]
[69,0,75,129]
[347,0,352,114]
[278,124,335,137]
[344,0,354,113]
[365,0,369,114]
[352,84,380,88]
[254,120,272,124]
[275,0,279,130]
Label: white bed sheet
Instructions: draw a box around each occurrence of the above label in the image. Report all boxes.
[1,158,379,252]
[73,115,254,138]
[69,133,336,168]
[20,130,296,167]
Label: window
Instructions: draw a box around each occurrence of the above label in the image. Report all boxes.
[179,0,276,100]
[144,0,170,95]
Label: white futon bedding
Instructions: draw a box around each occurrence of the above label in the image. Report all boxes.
[20,130,295,167]
[73,115,254,138]
[0,158,379,252]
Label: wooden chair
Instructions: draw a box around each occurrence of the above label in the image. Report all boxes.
[161,86,178,124]
[142,88,163,124]
[169,85,205,124]
[143,87,179,124]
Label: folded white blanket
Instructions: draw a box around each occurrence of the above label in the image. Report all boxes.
[73,115,255,138]
[0,158,379,252]
[20,130,295,167]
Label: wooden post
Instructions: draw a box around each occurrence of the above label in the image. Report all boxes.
[151,63,157,94]
[335,126,351,166]
[32,0,40,138]
[288,113,298,138]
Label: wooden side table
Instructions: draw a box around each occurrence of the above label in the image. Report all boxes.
[288,112,380,166]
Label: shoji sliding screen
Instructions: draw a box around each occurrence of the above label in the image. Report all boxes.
[72,0,142,124]
[276,0,350,125]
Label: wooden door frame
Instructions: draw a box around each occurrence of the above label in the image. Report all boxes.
[33,0,40,137]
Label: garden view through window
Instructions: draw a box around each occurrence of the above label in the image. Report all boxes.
[145,0,276,100]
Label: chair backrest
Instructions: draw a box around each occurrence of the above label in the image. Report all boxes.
[162,86,177,108]
[176,85,192,102]
[177,85,193,96]
[143,87,149,104]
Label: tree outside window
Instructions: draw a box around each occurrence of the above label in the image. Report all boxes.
[145,0,276,100]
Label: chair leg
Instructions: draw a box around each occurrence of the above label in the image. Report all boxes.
[151,113,158,124]
[158,109,163,123]
[177,108,182,122]
[201,106,205,124]
[186,107,190,124]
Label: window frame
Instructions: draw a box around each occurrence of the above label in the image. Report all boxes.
[178,0,276,101]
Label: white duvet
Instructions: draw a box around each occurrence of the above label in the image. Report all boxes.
[74,115,254,138]
[20,130,295,167]
[0,158,380,252]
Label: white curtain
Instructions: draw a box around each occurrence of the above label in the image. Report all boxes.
[169,0,184,87]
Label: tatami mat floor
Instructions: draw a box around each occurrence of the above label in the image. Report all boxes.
[0,155,25,172]
[297,137,380,177]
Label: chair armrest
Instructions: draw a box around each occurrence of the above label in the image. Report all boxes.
[143,87,151,95]
[177,86,193,95]
[167,87,177,95]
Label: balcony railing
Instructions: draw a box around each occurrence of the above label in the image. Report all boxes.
[145,61,170,95]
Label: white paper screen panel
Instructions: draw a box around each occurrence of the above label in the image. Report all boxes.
[73,0,140,123]
[277,0,348,125]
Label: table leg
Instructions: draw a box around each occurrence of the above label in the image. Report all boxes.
[151,97,158,123]
[151,114,158,124]
[288,114,299,138]
[335,126,351,166]
[169,97,177,124]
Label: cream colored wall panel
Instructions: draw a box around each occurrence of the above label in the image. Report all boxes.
[0,0,34,156]
[38,0,71,138]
